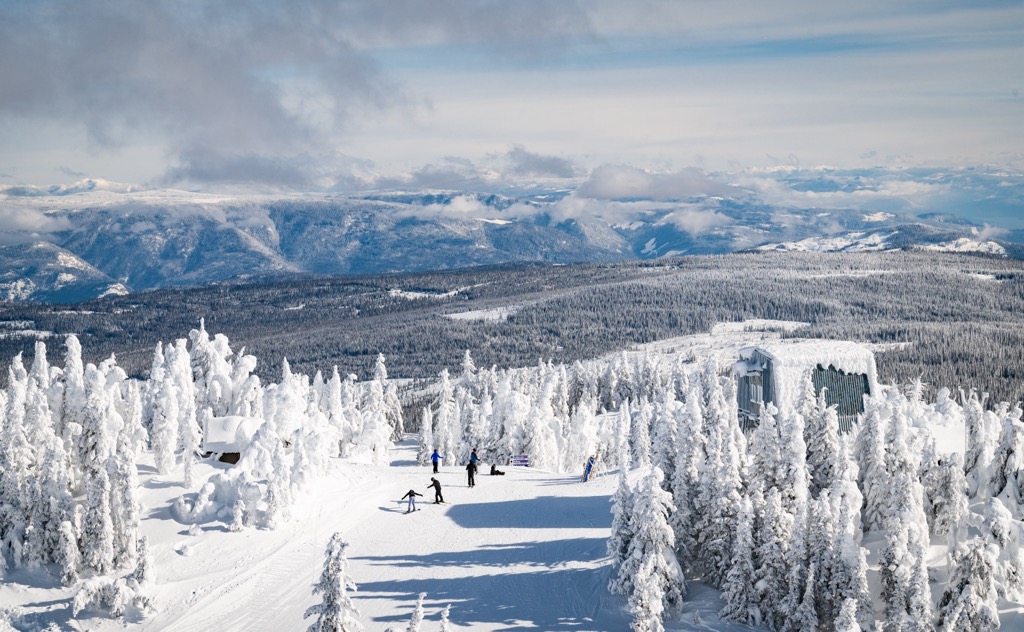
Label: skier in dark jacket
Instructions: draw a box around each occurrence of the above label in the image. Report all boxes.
[401,489,422,513]
[431,450,442,473]
[466,460,477,487]
[428,477,444,503]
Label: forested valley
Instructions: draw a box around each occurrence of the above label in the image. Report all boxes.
[1,250,1022,406]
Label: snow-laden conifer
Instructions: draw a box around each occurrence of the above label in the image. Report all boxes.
[806,388,841,497]
[855,394,888,533]
[719,495,761,626]
[149,343,180,475]
[108,419,141,569]
[623,466,684,622]
[927,452,969,561]
[434,370,457,463]
[963,389,997,498]
[406,592,425,632]
[417,407,434,466]
[981,496,1024,601]
[650,389,680,490]
[936,539,1000,632]
[748,403,783,494]
[439,603,453,632]
[695,376,744,589]
[607,466,635,596]
[305,532,363,632]
[791,560,819,632]
[753,487,793,632]
[988,403,1024,515]
[834,598,862,632]
[61,335,87,455]
[631,399,653,470]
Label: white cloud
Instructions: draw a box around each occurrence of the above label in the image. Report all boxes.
[662,207,731,235]
[577,165,733,200]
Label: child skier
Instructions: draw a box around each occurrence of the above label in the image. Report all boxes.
[401,489,423,513]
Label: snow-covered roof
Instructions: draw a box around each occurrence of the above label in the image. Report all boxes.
[736,340,878,415]
[203,415,265,453]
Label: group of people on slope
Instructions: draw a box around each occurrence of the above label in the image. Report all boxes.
[404,448,505,512]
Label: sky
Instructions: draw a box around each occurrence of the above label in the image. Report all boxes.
[0,0,1022,198]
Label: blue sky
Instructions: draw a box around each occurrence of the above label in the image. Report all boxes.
[0,0,1021,208]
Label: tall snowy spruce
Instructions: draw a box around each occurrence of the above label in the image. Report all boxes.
[695,368,744,589]
[608,466,636,596]
[625,467,684,632]
[305,532,363,632]
[805,388,841,497]
[878,392,932,632]
[963,389,997,498]
[855,394,888,533]
[719,495,761,627]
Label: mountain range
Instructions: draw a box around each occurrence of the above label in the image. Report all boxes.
[1,180,1020,302]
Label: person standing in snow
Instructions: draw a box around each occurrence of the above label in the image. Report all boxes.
[470,449,479,467]
[431,449,442,473]
[428,477,444,503]
[401,489,422,513]
[467,460,477,488]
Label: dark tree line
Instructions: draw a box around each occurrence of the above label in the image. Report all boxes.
[1,251,1022,405]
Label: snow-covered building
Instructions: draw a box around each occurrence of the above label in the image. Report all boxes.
[734,340,878,432]
[203,415,264,463]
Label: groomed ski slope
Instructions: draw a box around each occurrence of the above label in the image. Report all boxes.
[141,438,650,631]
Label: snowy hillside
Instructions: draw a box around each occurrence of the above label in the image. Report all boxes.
[1,322,1023,631]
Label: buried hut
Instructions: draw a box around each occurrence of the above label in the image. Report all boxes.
[733,340,878,432]
[202,415,264,464]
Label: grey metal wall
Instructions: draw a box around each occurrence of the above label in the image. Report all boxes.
[736,352,869,433]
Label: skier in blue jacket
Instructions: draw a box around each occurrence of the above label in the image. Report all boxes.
[431,449,442,473]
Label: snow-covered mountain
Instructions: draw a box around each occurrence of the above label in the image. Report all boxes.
[0,241,128,303]
[0,184,1018,302]
[754,225,1008,256]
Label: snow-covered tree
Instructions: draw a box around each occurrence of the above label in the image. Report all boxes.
[417,407,434,466]
[434,370,457,463]
[988,404,1024,515]
[695,374,744,589]
[650,389,679,489]
[719,495,761,626]
[305,532,363,632]
[625,467,684,632]
[149,343,180,475]
[406,592,426,632]
[834,598,862,632]
[439,603,453,632]
[963,389,997,498]
[608,466,636,596]
[805,388,841,497]
[753,487,792,632]
[854,394,888,533]
[936,539,1000,632]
